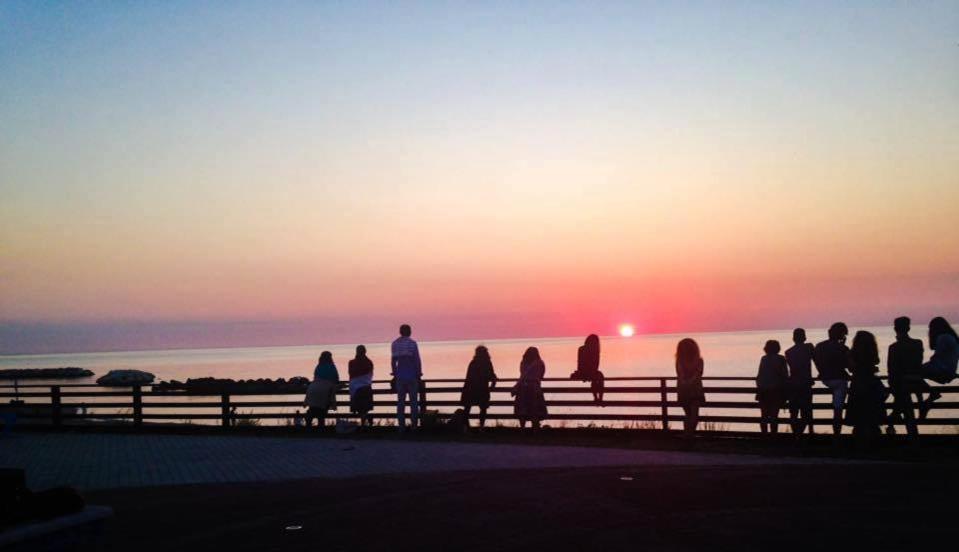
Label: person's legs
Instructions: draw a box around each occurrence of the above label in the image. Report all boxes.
[407,379,420,428]
[922,361,955,385]
[591,373,605,403]
[463,405,473,428]
[803,402,814,434]
[478,407,487,428]
[519,419,527,428]
[825,380,847,435]
[396,381,409,429]
[759,402,769,434]
[903,404,918,439]
[681,405,691,434]
[688,404,700,435]
[770,403,780,434]
[895,392,918,438]
[532,420,541,429]
[789,405,801,434]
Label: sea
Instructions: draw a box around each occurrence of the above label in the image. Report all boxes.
[0,326,906,384]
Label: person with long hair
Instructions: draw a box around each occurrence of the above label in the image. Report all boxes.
[675,338,704,437]
[922,317,959,384]
[846,331,888,442]
[348,345,375,428]
[571,334,605,404]
[461,345,498,429]
[513,347,547,429]
[756,340,788,435]
[305,351,340,428]
[917,317,959,418]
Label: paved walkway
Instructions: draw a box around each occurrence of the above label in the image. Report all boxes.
[1,433,862,491]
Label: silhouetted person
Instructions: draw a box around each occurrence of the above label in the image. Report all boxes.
[571,334,604,403]
[676,338,704,437]
[391,324,422,431]
[922,317,959,384]
[305,351,339,428]
[756,340,788,435]
[460,345,498,429]
[513,347,547,429]
[846,331,888,443]
[785,328,815,435]
[814,323,852,435]
[348,345,375,428]
[886,317,925,437]
[917,317,959,419]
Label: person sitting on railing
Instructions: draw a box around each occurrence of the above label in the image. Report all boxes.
[914,317,959,421]
[305,351,340,429]
[571,334,605,404]
[814,322,852,436]
[886,317,926,436]
[846,331,889,442]
[756,340,789,435]
[921,317,958,386]
[461,345,497,429]
[675,338,704,437]
[513,347,547,429]
[348,345,375,428]
[785,328,815,435]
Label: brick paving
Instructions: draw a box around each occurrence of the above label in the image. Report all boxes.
[1,433,863,491]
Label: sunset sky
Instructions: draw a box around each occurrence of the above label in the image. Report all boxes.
[2,2,957,354]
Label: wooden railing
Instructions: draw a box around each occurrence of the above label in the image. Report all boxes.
[3,376,959,431]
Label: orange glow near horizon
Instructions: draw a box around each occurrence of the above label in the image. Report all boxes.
[1,3,958,354]
[619,324,636,338]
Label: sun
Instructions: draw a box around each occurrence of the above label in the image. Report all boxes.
[619,324,635,338]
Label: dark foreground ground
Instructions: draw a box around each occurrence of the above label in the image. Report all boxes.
[87,463,957,552]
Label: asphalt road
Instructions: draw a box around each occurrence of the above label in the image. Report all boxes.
[86,463,957,552]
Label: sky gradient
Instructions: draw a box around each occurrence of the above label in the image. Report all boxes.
[2,2,958,354]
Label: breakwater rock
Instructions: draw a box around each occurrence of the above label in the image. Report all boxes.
[96,370,156,386]
[0,367,94,380]
[152,377,311,394]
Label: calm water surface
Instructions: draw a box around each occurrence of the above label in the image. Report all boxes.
[0,326,905,384]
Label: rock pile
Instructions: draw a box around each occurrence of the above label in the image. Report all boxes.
[96,370,156,386]
[152,377,310,394]
[0,367,94,380]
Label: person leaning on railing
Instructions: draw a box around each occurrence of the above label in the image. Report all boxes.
[846,331,889,442]
[785,328,815,435]
[886,316,925,437]
[348,345,374,428]
[814,322,852,436]
[391,324,422,432]
[513,347,547,429]
[756,340,788,435]
[305,351,339,429]
[675,338,704,437]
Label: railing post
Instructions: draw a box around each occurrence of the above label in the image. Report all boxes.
[132,385,143,427]
[659,378,669,431]
[51,385,62,426]
[221,393,231,427]
[418,380,428,426]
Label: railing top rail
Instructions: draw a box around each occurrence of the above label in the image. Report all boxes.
[0,374,897,389]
